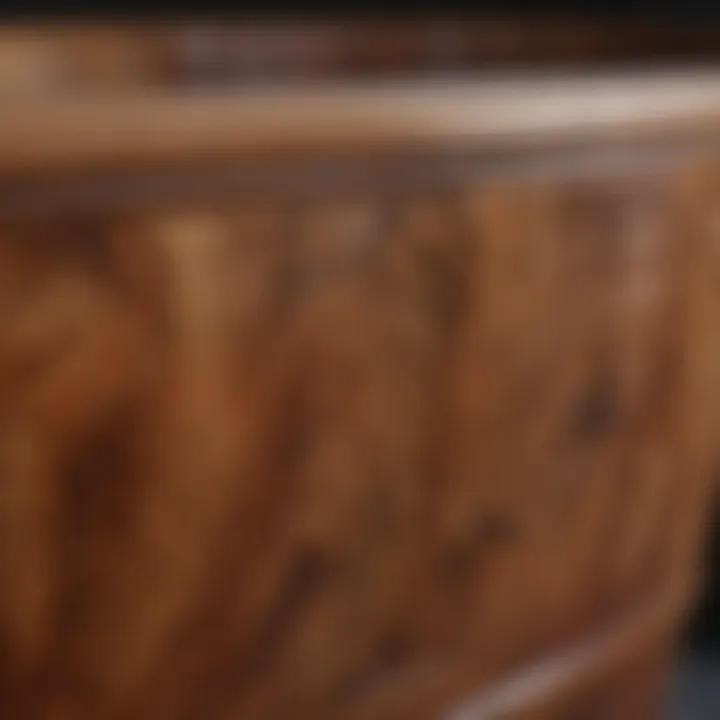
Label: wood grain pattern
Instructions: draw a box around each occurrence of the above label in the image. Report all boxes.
[1,67,720,719]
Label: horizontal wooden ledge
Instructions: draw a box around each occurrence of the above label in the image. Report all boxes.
[4,70,720,176]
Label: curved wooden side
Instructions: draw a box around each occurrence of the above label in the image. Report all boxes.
[0,119,719,718]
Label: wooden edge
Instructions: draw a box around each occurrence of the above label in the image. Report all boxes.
[3,71,720,177]
[443,584,685,719]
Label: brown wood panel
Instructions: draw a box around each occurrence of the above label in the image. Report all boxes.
[0,160,717,718]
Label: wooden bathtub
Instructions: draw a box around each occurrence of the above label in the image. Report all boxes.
[1,24,720,719]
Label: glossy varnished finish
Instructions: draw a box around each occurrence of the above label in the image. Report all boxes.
[1,70,720,719]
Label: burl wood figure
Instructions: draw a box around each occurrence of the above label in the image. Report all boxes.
[1,51,720,719]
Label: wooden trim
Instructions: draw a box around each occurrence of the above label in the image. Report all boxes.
[4,71,720,176]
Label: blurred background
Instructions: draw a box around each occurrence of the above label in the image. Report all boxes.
[2,20,720,94]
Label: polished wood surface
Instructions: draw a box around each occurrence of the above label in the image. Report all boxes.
[1,61,720,718]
